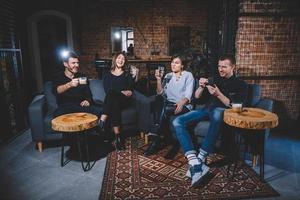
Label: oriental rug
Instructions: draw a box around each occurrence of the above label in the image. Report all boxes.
[99,136,279,200]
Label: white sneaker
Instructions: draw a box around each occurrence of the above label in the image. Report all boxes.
[186,166,191,178]
[191,164,210,187]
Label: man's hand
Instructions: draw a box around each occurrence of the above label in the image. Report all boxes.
[121,90,133,97]
[199,78,208,88]
[80,100,90,107]
[206,84,222,97]
[69,78,79,88]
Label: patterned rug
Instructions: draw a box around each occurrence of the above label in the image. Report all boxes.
[99,136,279,200]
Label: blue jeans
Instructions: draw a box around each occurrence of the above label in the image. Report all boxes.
[172,107,225,156]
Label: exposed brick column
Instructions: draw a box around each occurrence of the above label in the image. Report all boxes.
[236,0,300,128]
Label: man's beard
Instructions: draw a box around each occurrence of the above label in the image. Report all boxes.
[68,67,78,73]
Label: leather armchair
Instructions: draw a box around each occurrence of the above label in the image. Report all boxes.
[28,79,146,152]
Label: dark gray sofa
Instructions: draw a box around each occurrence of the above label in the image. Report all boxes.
[28,79,148,152]
[140,84,273,147]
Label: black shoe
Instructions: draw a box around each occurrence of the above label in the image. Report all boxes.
[144,137,161,156]
[164,143,180,159]
[115,134,125,150]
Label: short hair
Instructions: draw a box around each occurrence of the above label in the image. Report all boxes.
[62,51,79,63]
[219,54,236,65]
[171,54,187,68]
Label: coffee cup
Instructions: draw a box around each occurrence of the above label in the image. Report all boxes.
[232,103,243,113]
[158,66,165,77]
[79,77,87,85]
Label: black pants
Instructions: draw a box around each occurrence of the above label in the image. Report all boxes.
[152,95,189,137]
[102,90,131,127]
[53,103,102,118]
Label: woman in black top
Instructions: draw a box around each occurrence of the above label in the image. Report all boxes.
[99,52,134,150]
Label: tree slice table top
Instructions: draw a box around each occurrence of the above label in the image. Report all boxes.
[51,112,98,132]
[224,107,278,130]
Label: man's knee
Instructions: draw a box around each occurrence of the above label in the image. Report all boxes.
[211,108,225,121]
[172,116,185,128]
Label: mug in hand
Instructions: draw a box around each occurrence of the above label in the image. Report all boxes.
[79,77,87,85]
[130,66,138,77]
[232,103,243,113]
[158,66,165,77]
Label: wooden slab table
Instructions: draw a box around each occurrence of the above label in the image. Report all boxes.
[52,112,98,171]
[223,107,278,180]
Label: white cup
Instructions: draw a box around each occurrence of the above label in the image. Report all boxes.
[232,103,243,113]
[158,66,164,77]
[79,77,87,85]
[130,66,138,77]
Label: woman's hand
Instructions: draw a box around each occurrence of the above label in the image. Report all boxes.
[206,85,222,97]
[121,90,133,97]
[174,100,186,115]
[155,69,162,81]
[199,78,208,88]
[80,100,90,107]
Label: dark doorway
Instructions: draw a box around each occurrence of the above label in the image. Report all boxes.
[37,16,67,81]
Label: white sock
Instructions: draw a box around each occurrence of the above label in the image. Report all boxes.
[197,149,208,163]
[187,154,201,166]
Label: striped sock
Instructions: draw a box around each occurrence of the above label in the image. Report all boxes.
[186,154,201,166]
[197,149,208,163]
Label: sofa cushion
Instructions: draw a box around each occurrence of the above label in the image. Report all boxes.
[194,121,210,137]
[121,107,137,125]
[44,81,58,113]
[246,84,261,107]
[89,79,106,102]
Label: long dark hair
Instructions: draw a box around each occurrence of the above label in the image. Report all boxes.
[111,52,128,72]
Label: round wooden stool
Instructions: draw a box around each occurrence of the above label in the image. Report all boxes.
[224,108,278,180]
[52,112,98,171]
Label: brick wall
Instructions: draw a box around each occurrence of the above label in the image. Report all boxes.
[79,0,209,78]
[236,0,300,126]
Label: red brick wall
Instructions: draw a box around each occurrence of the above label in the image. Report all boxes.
[79,0,209,78]
[236,0,300,124]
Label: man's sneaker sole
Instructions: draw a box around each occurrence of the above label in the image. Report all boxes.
[191,164,210,187]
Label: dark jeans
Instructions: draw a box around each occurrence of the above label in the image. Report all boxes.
[53,103,102,118]
[102,90,131,127]
[151,95,189,137]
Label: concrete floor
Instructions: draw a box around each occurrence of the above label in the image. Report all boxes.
[0,130,299,200]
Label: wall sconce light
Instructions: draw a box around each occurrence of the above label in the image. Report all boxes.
[114,32,121,39]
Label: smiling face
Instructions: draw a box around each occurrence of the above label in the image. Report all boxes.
[171,57,183,73]
[218,59,235,78]
[115,54,125,68]
[64,57,79,74]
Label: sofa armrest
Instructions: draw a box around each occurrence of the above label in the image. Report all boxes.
[133,91,155,133]
[256,98,273,112]
[28,95,47,142]
[256,98,273,139]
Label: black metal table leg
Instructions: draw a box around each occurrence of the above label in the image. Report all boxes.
[59,130,96,172]
[258,132,265,181]
[61,133,71,167]
[76,131,96,172]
